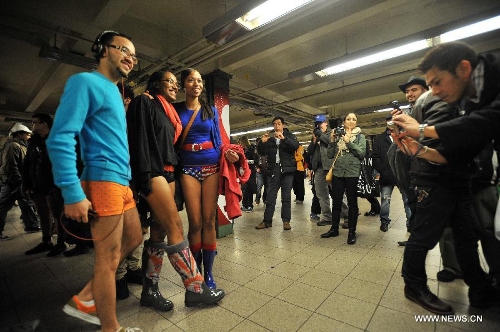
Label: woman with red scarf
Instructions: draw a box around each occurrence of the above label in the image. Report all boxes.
[126,70,224,312]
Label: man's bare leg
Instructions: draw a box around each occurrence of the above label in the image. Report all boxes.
[74,209,141,332]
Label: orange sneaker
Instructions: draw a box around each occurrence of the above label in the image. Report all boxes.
[62,295,100,325]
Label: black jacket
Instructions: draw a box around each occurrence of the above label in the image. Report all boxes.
[126,95,179,195]
[372,130,397,186]
[257,128,299,176]
[411,91,472,187]
[22,134,56,194]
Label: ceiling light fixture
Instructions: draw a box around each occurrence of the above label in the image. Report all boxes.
[235,0,314,31]
[440,14,500,42]
[203,0,314,46]
[314,14,500,78]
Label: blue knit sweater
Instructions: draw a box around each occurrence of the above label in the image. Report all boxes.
[46,71,131,204]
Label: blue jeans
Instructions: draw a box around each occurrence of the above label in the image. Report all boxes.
[255,172,264,203]
[380,185,411,225]
[263,164,293,223]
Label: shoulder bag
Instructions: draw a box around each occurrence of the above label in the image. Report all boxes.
[174,106,201,211]
[325,149,341,184]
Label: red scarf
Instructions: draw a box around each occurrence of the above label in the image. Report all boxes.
[156,94,182,144]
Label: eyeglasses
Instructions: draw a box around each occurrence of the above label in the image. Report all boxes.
[106,44,138,65]
[159,78,180,89]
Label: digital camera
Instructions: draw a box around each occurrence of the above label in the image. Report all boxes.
[334,126,346,136]
[390,100,400,111]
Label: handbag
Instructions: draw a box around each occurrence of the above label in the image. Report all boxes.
[325,149,341,184]
[174,106,201,211]
[356,163,377,198]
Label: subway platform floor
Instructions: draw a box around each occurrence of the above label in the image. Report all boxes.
[1,184,499,332]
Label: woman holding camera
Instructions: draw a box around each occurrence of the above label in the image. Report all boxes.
[321,113,366,244]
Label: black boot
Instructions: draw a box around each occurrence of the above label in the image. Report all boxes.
[347,229,356,245]
[347,208,359,245]
[140,241,174,311]
[321,227,339,238]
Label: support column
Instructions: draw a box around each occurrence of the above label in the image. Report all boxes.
[204,70,233,238]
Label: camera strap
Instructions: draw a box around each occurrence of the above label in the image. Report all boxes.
[59,207,124,242]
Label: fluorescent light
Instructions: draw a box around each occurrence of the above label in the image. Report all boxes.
[230,127,274,137]
[236,0,314,30]
[374,104,410,113]
[440,14,500,42]
[316,40,428,77]
[315,14,500,78]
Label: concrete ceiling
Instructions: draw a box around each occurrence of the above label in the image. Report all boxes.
[1,0,500,146]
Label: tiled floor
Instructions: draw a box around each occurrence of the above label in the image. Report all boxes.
[1,182,499,331]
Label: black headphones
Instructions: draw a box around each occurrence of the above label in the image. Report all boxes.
[91,30,120,56]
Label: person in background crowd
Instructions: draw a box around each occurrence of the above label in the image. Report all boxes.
[46,30,143,332]
[321,113,366,245]
[389,76,428,246]
[114,82,144,301]
[174,68,239,289]
[238,136,258,212]
[308,114,333,227]
[0,123,41,241]
[23,113,66,256]
[372,115,411,233]
[292,145,306,204]
[254,137,267,205]
[255,116,299,231]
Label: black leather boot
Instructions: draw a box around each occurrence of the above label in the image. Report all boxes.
[347,208,359,244]
[347,229,356,244]
[321,227,339,238]
[185,282,225,307]
[141,279,174,311]
[140,241,174,311]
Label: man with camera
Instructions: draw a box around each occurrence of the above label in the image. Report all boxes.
[307,114,334,227]
[388,76,428,245]
[391,42,500,314]
[255,116,299,231]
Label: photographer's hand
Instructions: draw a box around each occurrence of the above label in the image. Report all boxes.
[391,113,419,138]
[312,133,318,144]
[261,133,270,143]
[343,128,352,143]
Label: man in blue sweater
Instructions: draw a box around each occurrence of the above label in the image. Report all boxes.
[46,31,143,332]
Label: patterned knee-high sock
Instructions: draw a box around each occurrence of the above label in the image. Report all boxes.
[165,239,204,293]
[142,240,164,285]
